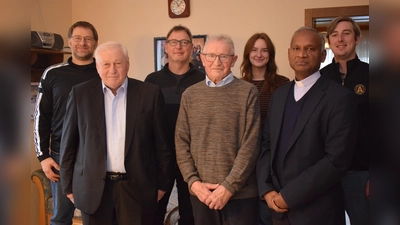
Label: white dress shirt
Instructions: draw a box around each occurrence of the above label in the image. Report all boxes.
[103,78,128,173]
[294,71,321,101]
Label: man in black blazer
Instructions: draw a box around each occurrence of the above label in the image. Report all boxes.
[60,41,174,225]
[257,27,357,225]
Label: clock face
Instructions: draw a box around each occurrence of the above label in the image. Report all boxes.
[170,0,186,15]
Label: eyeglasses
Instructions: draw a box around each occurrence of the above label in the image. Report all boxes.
[166,39,191,46]
[71,36,95,43]
[201,53,234,63]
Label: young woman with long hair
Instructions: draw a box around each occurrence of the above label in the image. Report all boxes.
[240,33,290,129]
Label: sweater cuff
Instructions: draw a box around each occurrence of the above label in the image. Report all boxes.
[187,176,201,190]
[221,180,236,196]
[37,153,50,162]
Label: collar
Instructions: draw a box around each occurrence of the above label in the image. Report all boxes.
[206,72,234,87]
[332,55,361,72]
[294,71,321,87]
[67,56,96,70]
[102,77,128,94]
[163,62,195,77]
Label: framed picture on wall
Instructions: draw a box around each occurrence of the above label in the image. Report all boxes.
[153,35,207,72]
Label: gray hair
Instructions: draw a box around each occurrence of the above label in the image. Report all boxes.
[203,34,235,55]
[292,26,325,52]
[94,41,129,61]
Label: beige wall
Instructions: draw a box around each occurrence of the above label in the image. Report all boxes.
[30,0,368,224]
[32,0,368,81]
[31,0,72,43]
[72,0,369,80]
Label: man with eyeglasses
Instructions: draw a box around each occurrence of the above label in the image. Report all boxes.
[145,25,204,225]
[33,21,99,225]
[175,34,261,225]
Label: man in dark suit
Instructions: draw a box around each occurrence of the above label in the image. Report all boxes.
[256,27,357,225]
[60,41,174,225]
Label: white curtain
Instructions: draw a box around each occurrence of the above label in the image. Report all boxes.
[356,30,369,63]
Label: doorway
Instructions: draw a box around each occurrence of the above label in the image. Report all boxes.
[305,5,369,68]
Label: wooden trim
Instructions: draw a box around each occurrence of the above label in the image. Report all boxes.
[73,217,83,225]
[31,48,71,54]
[31,170,83,225]
[31,174,49,225]
[305,5,369,28]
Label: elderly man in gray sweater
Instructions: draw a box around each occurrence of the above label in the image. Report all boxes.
[175,34,261,225]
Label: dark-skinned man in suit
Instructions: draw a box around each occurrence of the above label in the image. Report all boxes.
[257,27,357,225]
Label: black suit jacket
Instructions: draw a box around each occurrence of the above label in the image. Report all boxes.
[257,74,357,225]
[60,77,174,214]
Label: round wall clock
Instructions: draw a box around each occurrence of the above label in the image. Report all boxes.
[168,0,190,18]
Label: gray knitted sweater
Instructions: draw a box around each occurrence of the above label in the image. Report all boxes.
[175,77,261,199]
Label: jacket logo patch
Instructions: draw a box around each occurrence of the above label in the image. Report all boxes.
[354,84,366,95]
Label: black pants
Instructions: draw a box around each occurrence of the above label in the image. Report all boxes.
[81,179,153,225]
[271,214,291,225]
[190,195,259,225]
[259,199,273,225]
[153,165,194,225]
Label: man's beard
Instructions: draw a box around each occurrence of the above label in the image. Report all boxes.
[73,51,93,61]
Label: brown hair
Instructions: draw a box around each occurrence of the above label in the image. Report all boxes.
[240,33,278,93]
[68,21,99,41]
[166,25,193,42]
[326,17,361,44]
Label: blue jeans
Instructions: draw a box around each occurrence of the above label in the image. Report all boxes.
[50,152,75,225]
[342,170,369,225]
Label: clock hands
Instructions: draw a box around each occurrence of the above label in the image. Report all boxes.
[170,0,188,17]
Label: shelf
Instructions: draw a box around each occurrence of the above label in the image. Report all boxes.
[31,48,71,82]
[31,48,71,54]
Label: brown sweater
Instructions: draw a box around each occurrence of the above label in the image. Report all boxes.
[175,77,261,199]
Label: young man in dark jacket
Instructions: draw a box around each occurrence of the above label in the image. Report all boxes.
[320,17,369,225]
